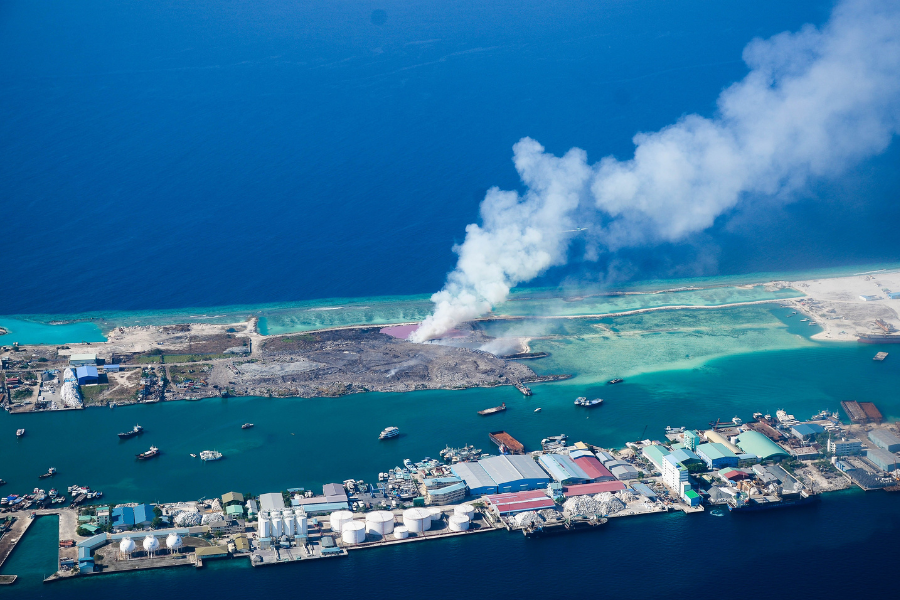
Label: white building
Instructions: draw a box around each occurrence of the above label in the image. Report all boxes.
[662,454,692,500]
[828,437,862,456]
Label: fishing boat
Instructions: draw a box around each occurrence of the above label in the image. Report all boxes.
[477,403,506,416]
[379,426,400,440]
[38,467,56,479]
[136,446,160,460]
[200,450,223,461]
[607,378,624,385]
[16,429,25,437]
[117,424,143,439]
[241,423,254,429]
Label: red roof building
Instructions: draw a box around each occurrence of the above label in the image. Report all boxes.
[485,490,556,515]
[572,455,616,482]
[561,481,627,497]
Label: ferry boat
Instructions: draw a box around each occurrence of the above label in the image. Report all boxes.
[575,397,603,407]
[117,424,143,439]
[478,403,507,415]
[16,429,25,437]
[241,423,254,429]
[38,467,56,479]
[136,446,160,460]
[200,450,223,461]
[379,426,400,440]
[607,378,624,385]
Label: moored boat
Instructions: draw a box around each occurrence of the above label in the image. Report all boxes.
[136,446,160,460]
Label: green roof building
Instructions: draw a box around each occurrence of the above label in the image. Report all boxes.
[642,444,671,471]
[683,430,701,451]
[734,431,789,461]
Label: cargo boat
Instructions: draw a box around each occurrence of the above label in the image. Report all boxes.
[489,430,525,454]
[478,403,507,416]
[728,493,820,512]
[522,517,607,537]
[117,424,143,439]
[136,446,160,460]
[858,334,900,344]
[514,383,532,396]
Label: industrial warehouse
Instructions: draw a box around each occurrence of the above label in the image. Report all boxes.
[3,404,900,583]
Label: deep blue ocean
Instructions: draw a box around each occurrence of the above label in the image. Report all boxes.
[3,0,900,317]
[4,1,900,597]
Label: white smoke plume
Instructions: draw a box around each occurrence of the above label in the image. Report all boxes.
[411,0,900,342]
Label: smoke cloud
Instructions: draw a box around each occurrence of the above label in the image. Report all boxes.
[411,0,900,342]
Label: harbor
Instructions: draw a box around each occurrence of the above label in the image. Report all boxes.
[2,397,900,585]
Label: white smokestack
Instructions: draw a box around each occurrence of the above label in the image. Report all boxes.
[412,0,900,342]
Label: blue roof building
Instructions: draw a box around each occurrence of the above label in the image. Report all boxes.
[450,462,498,496]
[479,455,550,493]
[133,504,153,526]
[791,423,825,440]
[537,454,590,485]
[75,365,99,385]
[696,443,739,470]
[112,506,134,527]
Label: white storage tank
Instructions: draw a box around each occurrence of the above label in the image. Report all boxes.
[283,513,295,536]
[341,520,366,545]
[449,514,470,531]
[119,536,135,557]
[166,533,183,552]
[259,516,272,538]
[330,510,354,534]
[364,510,395,536]
[271,516,283,538]
[294,510,308,537]
[402,507,432,533]
[392,525,409,539]
[454,504,475,519]
[427,508,443,523]
[143,535,160,555]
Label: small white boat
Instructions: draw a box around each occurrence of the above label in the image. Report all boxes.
[534,408,542,413]
[190,453,197,458]
[732,416,743,425]
[16,429,25,437]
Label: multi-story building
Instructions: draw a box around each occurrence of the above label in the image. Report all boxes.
[827,437,862,456]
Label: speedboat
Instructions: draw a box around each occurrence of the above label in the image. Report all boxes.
[190,453,197,458]
[534,407,542,413]
[379,427,400,440]
[16,429,25,437]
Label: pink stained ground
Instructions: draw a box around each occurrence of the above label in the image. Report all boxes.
[380,324,467,339]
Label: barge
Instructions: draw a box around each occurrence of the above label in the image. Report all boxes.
[478,403,507,416]
[489,430,525,454]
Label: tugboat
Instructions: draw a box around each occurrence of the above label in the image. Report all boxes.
[241,423,254,430]
[38,467,56,479]
[200,450,223,461]
[379,426,400,440]
[16,429,25,438]
[136,446,160,460]
[607,378,624,385]
[117,424,143,439]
